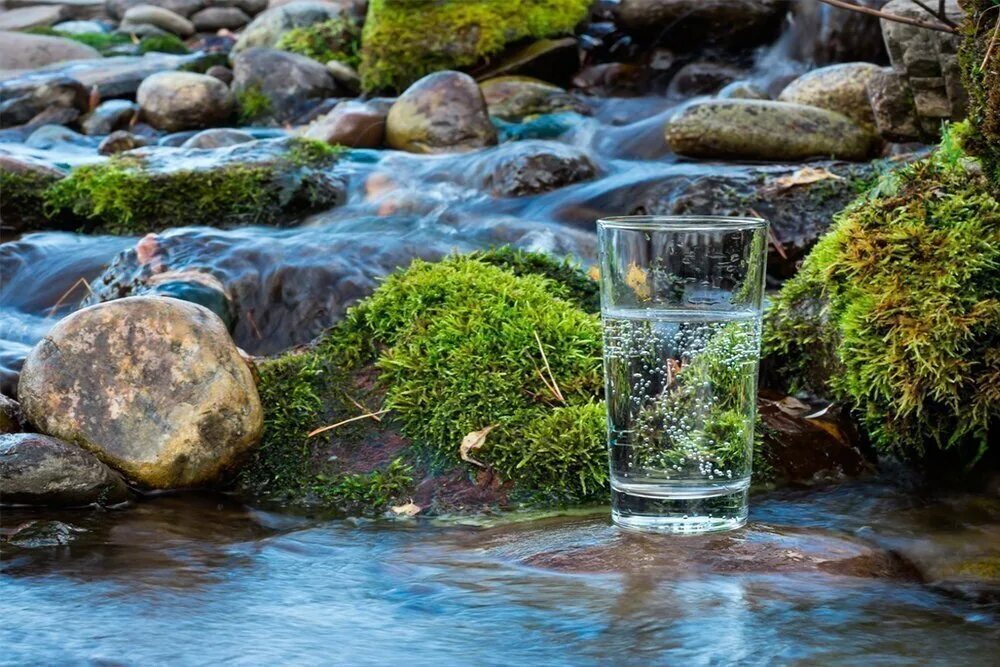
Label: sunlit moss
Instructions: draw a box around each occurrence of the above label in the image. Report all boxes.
[235,84,272,124]
[137,34,189,54]
[276,17,361,66]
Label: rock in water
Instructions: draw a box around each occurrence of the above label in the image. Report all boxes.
[0,433,129,506]
[17,297,264,489]
[665,99,876,161]
[477,140,598,197]
[302,99,386,148]
[137,71,235,132]
[386,71,497,154]
[0,395,23,433]
[778,62,883,130]
[479,76,589,122]
[231,47,338,125]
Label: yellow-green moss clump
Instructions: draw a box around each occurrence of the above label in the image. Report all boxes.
[359,0,592,92]
[960,0,1000,184]
[235,84,273,125]
[43,138,341,234]
[276,17,361,67]
[764,127,1000,469]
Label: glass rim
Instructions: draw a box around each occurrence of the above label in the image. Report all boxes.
[597,215,768,231]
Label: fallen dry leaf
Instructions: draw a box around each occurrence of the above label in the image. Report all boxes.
[460,425,496,467]
[625,262,651,301]
[775,395,811,417]
[768,166,843,193]
[391,502,422,517]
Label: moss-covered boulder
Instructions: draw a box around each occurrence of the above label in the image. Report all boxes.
[0,155,68,237]
[960,0,1000,184]
[359,0,592,93]
[764,126,1000,469]
[275,16,360,67]
[42,137,345,234]
[231,1,346,55]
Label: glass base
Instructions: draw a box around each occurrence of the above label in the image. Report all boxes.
[611,480,749,535]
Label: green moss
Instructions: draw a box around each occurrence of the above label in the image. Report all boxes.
[959,1,1000,185]
[469,246,599,313]
[359,0,592,92]
[236,84,273,125]
[315,458,414,512]
[42,138,340,234]
[0,170,63,233]
[137,34,189,54]
[26,27,131,53]
[276,17,361,67]
[764,129,1000,468]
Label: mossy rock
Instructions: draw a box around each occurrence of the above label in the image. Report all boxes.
[275,16,360,67]
[764,125,1000,470]
[959,1,1000,185]
[43,137,345,234]
[0,157,69,236]
[359,0,592,93]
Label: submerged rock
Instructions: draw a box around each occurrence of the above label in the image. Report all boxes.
[0,30,101,70]
[98,129,153,154]
[303,99,386,148]
[665,99,877,161]
[479,76,589,122]
[386,71,497,154]
[231,47,338,125]
[137,71,235,132]
[0,433,130,506]
[0,395,23,434]
[17,297,263,489]
[181,127,254,149]
[778,62,883,130]
[476,140,598,197]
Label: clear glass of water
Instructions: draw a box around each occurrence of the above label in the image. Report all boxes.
[597,215,768,534]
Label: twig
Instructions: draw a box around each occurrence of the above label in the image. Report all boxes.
[533,331,565,404]
[46,277,93,318]
[246,309,262,340]
[908,0,958,29]
[344,393,382,421]
[307,409,390,437]
[816,0,958,33]
[982,18,1000,71]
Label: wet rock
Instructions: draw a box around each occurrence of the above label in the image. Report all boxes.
[571,62,647,96]
[121,4,195,36]
[617,0,789,49]
[464,516,920,580]
[324,60,360,93]
[0,76,88,129]
[191,5,250,30]
[0,519,86,548]
[0,154,66,235]
[478,140,598,197]
[53,18,110,33]
[386,71,497,154]
[0,5,69,31]
[180,127,254,148]
[205,63,233,84]
[665,99,877,162]
[480,76,588,122]
[303,99,386,148]
[630,161,878,281]
[98,129,153,154]
[667,61,745,98]
[137,70,235,132]
[0,433,130,506]
[106,0,203,19]
[25,124,99,149]
[778,62,883,130]
[18,297,264,489]
[717,80,768,100]
[231,47,338,125]
[0,395,23,434]
[232,0,344,54]
[80,99,139,135]
[789,0,888,66]
[472,37,580,86]
[0,30,100,70]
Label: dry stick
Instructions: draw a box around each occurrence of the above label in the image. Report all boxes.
[982,15,1000,70]
[46,277,94,318]
[908,0,958,29]
[344,393,382,421]
[533,331,565,404]
[307,409,390,437]
[816,0,958,33]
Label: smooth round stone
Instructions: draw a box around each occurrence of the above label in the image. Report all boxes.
[0,31,101,70]
[181,127,254,148]
[191,5,250,31]
[778,62,884,129]
[303,100,386,148]
[137,71,235,132]
[121,4,195,36]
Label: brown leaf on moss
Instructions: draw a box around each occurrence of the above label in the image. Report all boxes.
[460,425,496,467]
[391,502,422,516]
[767,167,843,193]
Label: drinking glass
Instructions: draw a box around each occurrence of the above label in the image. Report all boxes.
[597,215,768,534]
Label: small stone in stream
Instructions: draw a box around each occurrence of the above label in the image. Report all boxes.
[18,297,264,489]
[325,60,360,93]
[231,47,338,125]
[0,433,130,507]
[667,61,746,98]
[0,76,88,129]
[53,19,110,34]
[571,62,647,97]
[0,30,101,70]
[717,80,768,100]
[303,99,386,148]
[121,4,195,36]
[0,5,69,31]
[0,395,23,434]
[137,71,235,132]
[191,5,250,31]
[479,140,597,197]
[479,76,589,122]
[778,62,883,130]
[98,129,152,154]
[617,0,788,49]
[665,99,878,162]
[386,71,497,154]
[232,0,345,54]
[80,99,138,135]
[25,124,99,149]
[106,0,202,20]
[205,64,233,85]
[181,127,254,149]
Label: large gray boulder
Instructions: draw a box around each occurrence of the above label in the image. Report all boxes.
[231,1,345,55]
[386,71,497,154]
[0,31,100,71]
[0,5,69,31]
[0,433,130,506]
[665,99,877,162]
[137,71,235,132]
[231,47,338,124]
[18,297,264,489]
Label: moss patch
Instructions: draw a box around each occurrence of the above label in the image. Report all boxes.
[359,0,592,92]
[276,17,361,67]
[0,169,65,234]
[26,27,130,53]
[959,1,1000,185]
[43,137,341,234]
[137,34,189,55]
[764,126,1000,469]
[235,84,272,125]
